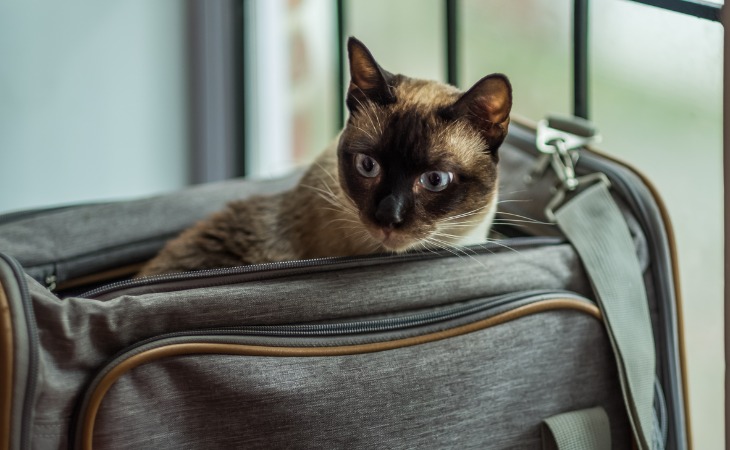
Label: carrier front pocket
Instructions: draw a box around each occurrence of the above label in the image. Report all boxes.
[74,291,636,450]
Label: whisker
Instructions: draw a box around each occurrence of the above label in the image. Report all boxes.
[367,240,382,252]
[496,198,531,204]
[301,184,337,199]
[497,211,547,222]
[314,163,339,185]
[482,238,521,255]
[310,191,358,215]
[424,238,462,259]
[441,205,491,222]
[438,221,481,228]
[330,224,363,233]
[430,231,463,241]
[426,237,487,269]
[319,207,357,216]
[439,225,477,231]
[326,217,361,224]
[492,218,554,226]
[312,164,360,211]
[490,223,540,230]
[418,241,441,257]
[430,236,480,257]
[351,87,381,135]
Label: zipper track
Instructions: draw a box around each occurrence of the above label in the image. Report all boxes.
[73,289,592,449]
[0,253,38,450]
[117,289,575,357]
[80,236,563,299]
[0,203,104,226]
[87,290,591,406]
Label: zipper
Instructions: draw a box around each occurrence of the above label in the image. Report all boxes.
[0,253,39,450]
[72,289,606,450]
[73,289,593,449]
[0,203,103,226]
[81,236,563,299]
[115,289,578,354]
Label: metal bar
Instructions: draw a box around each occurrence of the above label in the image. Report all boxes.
[720,9,730,448]
[188,0,245,183]
[234,0,246,176]
[573,0,589,119]
[336,0,346,128]
[627,0,722,22]
[445,0,459,86]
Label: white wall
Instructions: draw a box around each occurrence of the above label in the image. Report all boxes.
[0,1,188,213]
[243,0,293,179]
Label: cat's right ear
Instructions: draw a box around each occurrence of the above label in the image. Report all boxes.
[346,37,396,112]
[441,74,512,157]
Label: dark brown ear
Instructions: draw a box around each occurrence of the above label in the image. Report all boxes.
[443,74,512,156]
[346,37,396,112]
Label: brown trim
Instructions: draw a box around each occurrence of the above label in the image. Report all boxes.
[0,282,14,450]
[511,115,692,447]
[78,298,600,450]
[56,263,145,292]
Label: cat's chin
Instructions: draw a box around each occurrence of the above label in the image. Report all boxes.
[368,227,420,253]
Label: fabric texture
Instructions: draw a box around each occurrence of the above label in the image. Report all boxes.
[26,242,596,449]
[91,311,630,450]
[0,173,301,283]
[0,139,659,449]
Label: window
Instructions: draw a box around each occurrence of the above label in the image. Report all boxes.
[244,2,723,448]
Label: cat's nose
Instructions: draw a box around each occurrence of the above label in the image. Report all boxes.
[375,194,405,228]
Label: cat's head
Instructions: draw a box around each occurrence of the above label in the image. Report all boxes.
[337,37,512,253]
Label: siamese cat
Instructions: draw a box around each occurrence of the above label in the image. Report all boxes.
[137,37,512,277]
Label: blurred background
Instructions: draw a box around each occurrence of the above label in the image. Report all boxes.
[0,0,723,448]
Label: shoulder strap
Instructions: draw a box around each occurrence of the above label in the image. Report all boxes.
[554,181,656,450]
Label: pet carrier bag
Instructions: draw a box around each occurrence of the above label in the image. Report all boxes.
[0,116,687,450]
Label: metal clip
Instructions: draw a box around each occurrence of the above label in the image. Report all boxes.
[533,117,601,191]
[45,274,57,292]
[530,116,608,222]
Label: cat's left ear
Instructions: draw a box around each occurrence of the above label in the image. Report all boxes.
[443,74,512,156]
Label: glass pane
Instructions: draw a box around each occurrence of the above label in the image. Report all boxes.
[460,0,572,120]
[289,0,339,166]
[246,0,444,178]
[244,0,338,178]
[591,2,723,449]
[346,0,445,83]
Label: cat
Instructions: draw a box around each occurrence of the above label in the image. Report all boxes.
[136,37,512,277]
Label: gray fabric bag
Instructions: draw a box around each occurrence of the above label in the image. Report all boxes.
[0,120,687,450]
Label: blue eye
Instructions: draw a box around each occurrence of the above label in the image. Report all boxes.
[419,171,453,192]
[355,154,380,178]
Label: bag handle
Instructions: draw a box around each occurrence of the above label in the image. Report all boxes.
[542,407,611,450]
